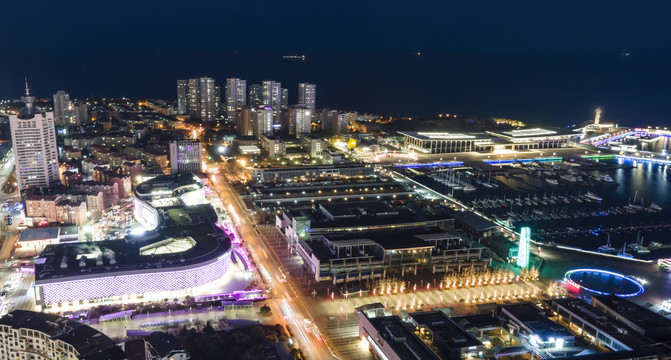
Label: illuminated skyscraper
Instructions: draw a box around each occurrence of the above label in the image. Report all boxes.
[298,83,316,113]
[214,85,222,117]
[178,77,217,121]
[53,91,86,126]
[288,105,311,137]
[10,81,59,191]
[226,78,247,120]
[177,80,188,114]
[518,227,530,268]
[281,88,288,110]
[248,84,262,107]
[252,106,274,139]
[236,107,252,136]
[261,81,281,109]
[52,90,70,125]
[169,140,203,174]
[262,80,282,124]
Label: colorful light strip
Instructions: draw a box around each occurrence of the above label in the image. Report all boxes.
[233,247,255,271]
[194,289,265,303]
[218,222,242,245]
[617,155,671,166]
[485,157,562,165]
[518,227,530,268]
[395,161,463,169]
[564,268,644,297]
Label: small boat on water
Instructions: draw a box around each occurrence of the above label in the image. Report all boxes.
[463,185,476,192]
[648,203,663,212]
[560,174,578,182]
[600,174,615,183]
[628,233,650,254]
[618,242,634,258]
[585,192,603,202]
[627,191,643,210]
[545,178,559,185]
[598,235,617,253]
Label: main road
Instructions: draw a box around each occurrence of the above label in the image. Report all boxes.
[209,172,337,360]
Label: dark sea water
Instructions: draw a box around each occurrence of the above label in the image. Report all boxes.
[2,51,671,128]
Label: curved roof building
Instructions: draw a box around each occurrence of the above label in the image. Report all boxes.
[35,172,230,310]
[133,173,205,230]
[35,204,230,308]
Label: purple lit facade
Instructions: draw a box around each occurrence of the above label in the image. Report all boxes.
[35,251,231,306]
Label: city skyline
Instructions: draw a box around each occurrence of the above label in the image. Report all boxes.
[2,2,671,359]
[3,2,671,126]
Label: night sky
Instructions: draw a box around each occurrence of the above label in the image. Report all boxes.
[2,1,671,125]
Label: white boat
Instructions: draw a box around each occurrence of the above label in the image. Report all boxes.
[617,242,634,258]
[598,235,617,253]
[463,185,477,192]
[545,178,559,185]
[560,174,578,182]
[600,174,614,183]
[585,192,603,202]
[628,234,650,254]
[649,203,663,212]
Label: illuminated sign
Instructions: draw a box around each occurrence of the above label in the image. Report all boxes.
[518,227,530,268]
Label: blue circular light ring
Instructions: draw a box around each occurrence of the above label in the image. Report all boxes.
[564,268,644,297]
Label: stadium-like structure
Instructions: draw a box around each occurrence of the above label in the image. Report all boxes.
[34,174,231,309]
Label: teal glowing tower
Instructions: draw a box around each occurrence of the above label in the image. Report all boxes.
[518,227,530,268]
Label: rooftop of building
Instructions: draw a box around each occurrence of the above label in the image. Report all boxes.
[398,131,493,140]
[18,227,60,242]
[56,200,85,207]
[487,127,577,138]
[452,313,504,331]
[450,210,499,232]
[298,203,432,230]
[363,313,442,360]
[256,181,400,194]
[83,158,110,165]
[592,295,671,331]
[547,297,661,351]
[305,227,466,261]
[284,199,452,232]
[101,131,134,138]
[0,310,127,359]
[319,201,398,218]
[252,163,374,171]
[14,90,45,120]
[35,205,229,282]
[59,226,80,238]
[499,303,572,341]
[134,172,203,198]
[409,311,483,350]
[144,332,187,358]
[169,139,201,144]
[26,194,60,201]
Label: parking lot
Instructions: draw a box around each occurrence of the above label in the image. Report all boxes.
[92,198,135,241]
